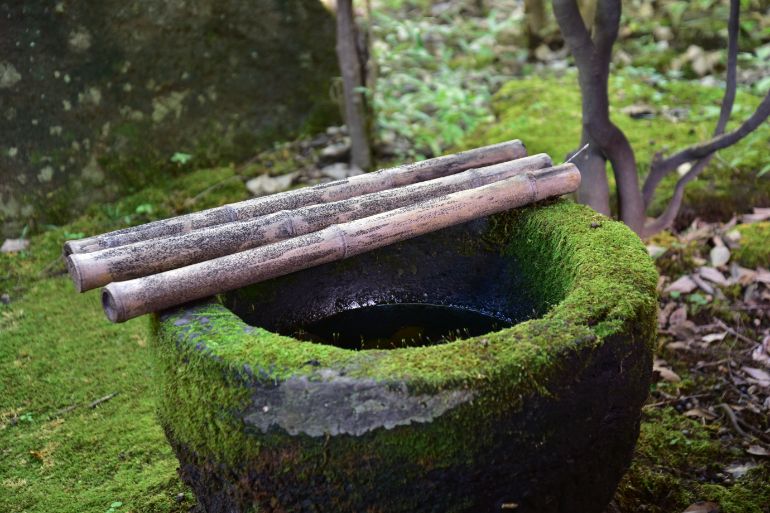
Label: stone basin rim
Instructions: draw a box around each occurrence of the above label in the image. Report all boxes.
[156,199,657,425]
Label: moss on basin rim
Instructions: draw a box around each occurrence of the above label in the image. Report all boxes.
[152,200,658,513]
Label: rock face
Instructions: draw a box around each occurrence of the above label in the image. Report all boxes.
[0,0,339,236]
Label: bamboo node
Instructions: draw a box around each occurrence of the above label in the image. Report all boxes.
[332,225,350,258]
[526,171,539,202]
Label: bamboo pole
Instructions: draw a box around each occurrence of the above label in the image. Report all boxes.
[69,154,552,292]
[64,140,527,256]
[102,163,580,323]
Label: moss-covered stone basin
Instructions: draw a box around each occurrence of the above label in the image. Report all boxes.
[152,200,658,513]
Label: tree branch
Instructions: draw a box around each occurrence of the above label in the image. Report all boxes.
[647,89,769,193]
[593,120,646,233]
[552,0,594,66]
[642,156,709,237]
[593,0,621,58]
[573,134,611,216]
[336,0,372,170]
[643,0,742,205]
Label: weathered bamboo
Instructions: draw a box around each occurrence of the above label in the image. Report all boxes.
[102,163,580,323]
[69,154,553,292]
[64,140,527,256]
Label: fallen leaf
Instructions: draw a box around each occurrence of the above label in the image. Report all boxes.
[710,246,731,268]
[669,305,688,327]
[666,276,697,294]
[755,268,770,285]
[671,320,697,341]
[653,359,682,383]
[746,445,770,457]
[658,301,677,328]
[743,208,770,223]
[742,366,770,387]
[730,264,756,285]
[725,462,757,479]
[683,501,720,513]
[751,336,770,367]
[698,267,729,286]
[692,275,714,295]
[724,229,741,243]
[683,407,716,420]
[245,172,298,196]
[622,104,655,119]
[647,244,667,259]
[702,332,727,344]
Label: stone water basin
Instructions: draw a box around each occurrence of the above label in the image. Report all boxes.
[152,200,657,513]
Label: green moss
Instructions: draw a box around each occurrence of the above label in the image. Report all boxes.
[615,407,770,513]
[152,200,658,468]
[463,71,770,221]
[734,222,770,268]
[0,277,194,513]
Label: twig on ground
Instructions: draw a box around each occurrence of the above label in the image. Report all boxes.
[715,319,757,346]
[89,392,119,408]
[718,403,750,438]
[51,404,79,418]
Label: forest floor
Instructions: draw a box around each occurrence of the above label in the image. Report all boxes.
[2,0,770,512]
[2,127,769,513]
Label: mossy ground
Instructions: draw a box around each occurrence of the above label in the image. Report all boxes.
[2,146,768,511]
[734,222,770,268]
[462,70,770,225]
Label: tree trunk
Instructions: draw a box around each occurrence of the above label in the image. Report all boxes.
[336,0,372,170]
[524,0,548,52]
[573,132,611,216]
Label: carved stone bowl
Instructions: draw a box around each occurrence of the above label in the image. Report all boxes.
[152,200,657,513]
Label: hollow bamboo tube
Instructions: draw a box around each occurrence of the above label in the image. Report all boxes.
[64,140,527,256]
[69,154,553,292]
[102,163,580,323]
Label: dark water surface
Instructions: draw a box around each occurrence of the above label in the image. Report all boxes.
[291,303,512,350]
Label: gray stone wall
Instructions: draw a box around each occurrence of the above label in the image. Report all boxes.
[0,0,339,236]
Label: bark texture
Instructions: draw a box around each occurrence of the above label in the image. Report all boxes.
[336,0,372,170]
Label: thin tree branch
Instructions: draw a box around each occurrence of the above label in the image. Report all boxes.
[552,0,594,65]
[643,0,742,205]
[644,88,769,205]
[642,156,709,236]
[593,0,621,58]
[714,0,740,135]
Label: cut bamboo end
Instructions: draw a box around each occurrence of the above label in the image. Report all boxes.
[67,253,111,293]
[102,163,580,323]
[102,288,122,324]
[64,140,527,256]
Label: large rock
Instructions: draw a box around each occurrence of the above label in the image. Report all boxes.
[0,0,339,236]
